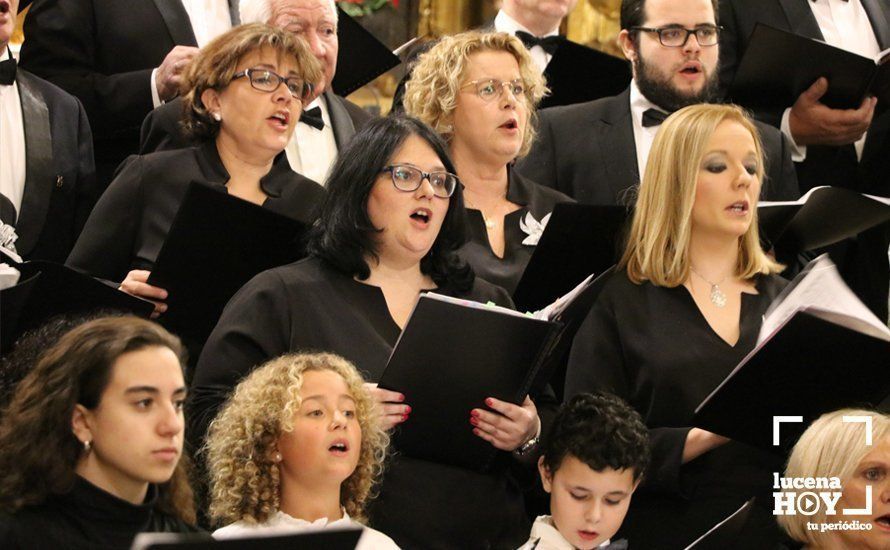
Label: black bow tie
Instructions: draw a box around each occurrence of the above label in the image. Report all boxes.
[0,57,16,86]
[515,31,563,55]
[300,106,324,130]
[642,108,671,127]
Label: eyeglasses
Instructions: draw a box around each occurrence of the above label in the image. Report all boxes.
[630,25,722,47]
[232,68,314,102]
[380,164,460,198]
[461,79,528,102]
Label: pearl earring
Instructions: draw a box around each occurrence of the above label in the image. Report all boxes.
[83,439,92,453]
[212,112,222,122]
[274,452,282,463]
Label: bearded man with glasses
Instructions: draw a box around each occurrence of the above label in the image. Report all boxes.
[516,0,801,207]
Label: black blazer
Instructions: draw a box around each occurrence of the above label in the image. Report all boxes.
[138,91,372,155]
[515,88,801,205]
[66,141,325,284]
[12,69,97,263]
[19,0,239,186]
[719,0,890,196]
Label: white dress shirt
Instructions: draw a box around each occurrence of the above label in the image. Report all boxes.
[517,515,615,550]
[0,49,26,217]
[213,509,400,550]
[628,79,662,182]
[494,10,559,74]
[150,0,232,107]
[780,0,882,160]
[286,96,339,185]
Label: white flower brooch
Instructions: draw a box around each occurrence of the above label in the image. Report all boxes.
[519,211,551,246]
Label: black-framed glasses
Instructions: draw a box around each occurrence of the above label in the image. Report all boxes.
[630,25,722,47]
[232,68,314,102]
[461,79,528,102]
[380,164,459,198]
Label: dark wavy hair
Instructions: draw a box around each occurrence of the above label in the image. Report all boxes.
[542,392,650,482]
[0,316,196,524]
[307,114,475,291]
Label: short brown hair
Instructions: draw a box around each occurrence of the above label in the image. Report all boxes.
[402,31,548,158]
[180,23,323,141]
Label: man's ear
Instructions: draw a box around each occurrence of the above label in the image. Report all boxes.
[71,404,93,447]
[630,476,642,494]
[538,456,553,493]
[618,29,637,63]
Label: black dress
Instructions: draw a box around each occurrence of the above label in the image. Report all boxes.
[191,256,531,550]
[461,169,573,295]
[0,476,201,550]
[565,269,788,549]
[66,141,325,283]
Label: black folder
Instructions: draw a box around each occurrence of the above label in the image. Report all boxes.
[377,273,608,472]
[332,8,401,97]
[540,40,631,109]
[513,203,630,312]
[684,499,756,550]
[758,186,890,253]
[693,310,890,454]
[1,261,154,353]
[131,528,362,550]
[147,182,308,345]
[730,23,890,110]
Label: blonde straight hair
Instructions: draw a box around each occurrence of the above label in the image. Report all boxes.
[620,103,783,286]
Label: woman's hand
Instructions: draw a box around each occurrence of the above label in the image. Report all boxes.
[471,396,540,451]
[119,270,168,318]
[682,428,730,464]
[364,383,410,431]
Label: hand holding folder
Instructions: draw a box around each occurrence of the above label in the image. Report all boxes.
[377,272,610,472]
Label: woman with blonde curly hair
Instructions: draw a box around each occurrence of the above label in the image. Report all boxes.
[0,316,198,548]
[566,104,788,547]
[402,31,573,293]
[207,352,397,549]
[779,409,890,549]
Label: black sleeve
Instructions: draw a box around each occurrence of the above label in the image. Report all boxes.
[515,112,559,192]
[66,155,144,282]
[761,125,801,201]
[72,97,99,239]
[565,290,690,496]
[20,0,154,137]
[139,100,194,154]
[188,269,294,449]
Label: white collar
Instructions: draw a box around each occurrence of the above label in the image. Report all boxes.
[269,508,353,529]
[628,78,663,117]
[528,515,614,549]
[494,10,560,38]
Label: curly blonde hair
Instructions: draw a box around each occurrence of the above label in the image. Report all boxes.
[205,352,388,526]
[402,31,548,158]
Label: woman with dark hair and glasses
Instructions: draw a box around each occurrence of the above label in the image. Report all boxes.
[67,23,326,319]
[403,31,573,294]
[191,115,540,548]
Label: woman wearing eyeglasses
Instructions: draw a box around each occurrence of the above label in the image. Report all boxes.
[191,115,539,549]
[67,24,326,319]
[403,31,573,295]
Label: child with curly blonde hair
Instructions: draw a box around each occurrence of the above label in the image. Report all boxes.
[206,352,396,548]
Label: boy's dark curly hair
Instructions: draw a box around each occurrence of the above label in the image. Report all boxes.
[542,392,650,482]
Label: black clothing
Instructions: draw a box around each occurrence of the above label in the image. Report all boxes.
[13,68,97,263]
[718,0,890,197]
[192,256,530,550]
[565,270,788,548]
[0,476,199,550]
[19,0,240,189]
[66,141,325,283]
[515,88,801,205]
[461,169,573,295]
[138,91,373,156]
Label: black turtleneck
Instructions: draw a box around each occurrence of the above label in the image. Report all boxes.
[0,475,200,550]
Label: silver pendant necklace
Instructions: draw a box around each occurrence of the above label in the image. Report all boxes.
[690,267,728,308]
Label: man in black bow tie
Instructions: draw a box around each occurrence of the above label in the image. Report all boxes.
[0,0,96,263]
[140,0,372,186]
[494,0,577,73]
[516,0,800,206]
